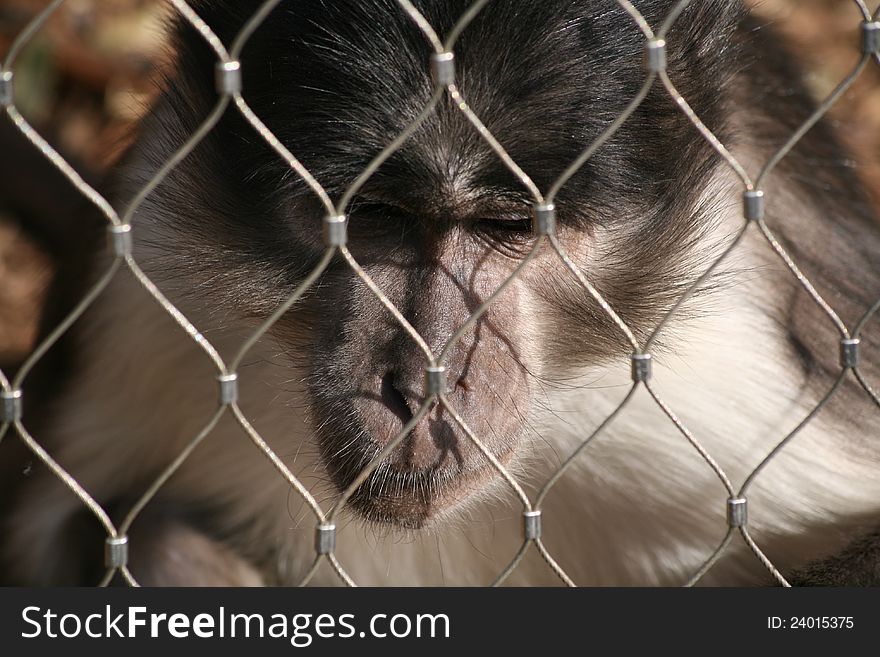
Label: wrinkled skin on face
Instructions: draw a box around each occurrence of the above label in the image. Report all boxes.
[308,214,543,526]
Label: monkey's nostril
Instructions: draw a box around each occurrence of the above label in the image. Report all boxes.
[380,370,414,424]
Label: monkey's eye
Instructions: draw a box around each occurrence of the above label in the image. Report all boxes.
[472,217,535,256]
[346,199,414,239]
[349,200,412,222]
[473,217,533,239]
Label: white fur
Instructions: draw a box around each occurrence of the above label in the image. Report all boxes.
[7,168,879,586]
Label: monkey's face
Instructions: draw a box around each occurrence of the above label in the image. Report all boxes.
[306,212,539,526]
[154,0,740,527]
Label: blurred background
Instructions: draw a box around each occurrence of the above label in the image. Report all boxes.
[0,0,878,368]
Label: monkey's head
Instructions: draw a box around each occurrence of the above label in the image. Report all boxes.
[140,0,743,527]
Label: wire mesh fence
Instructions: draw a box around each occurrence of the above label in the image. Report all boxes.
[1,0,879,587]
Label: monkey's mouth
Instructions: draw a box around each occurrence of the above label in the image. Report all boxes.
[342,455,514,529]
[313,373,522,529]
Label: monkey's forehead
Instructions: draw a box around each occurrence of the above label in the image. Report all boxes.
[159,1,740,208]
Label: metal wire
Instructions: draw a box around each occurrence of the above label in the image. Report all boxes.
[1,0,878,588]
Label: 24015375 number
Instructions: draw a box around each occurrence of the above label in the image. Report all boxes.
[768,617,855,630]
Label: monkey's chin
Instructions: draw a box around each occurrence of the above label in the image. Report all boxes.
[337,453,517,530]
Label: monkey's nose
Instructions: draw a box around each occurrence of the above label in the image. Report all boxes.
[377,368,463,471]
[380,370,417,424]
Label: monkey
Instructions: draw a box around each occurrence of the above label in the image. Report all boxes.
[1,0,879,586]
